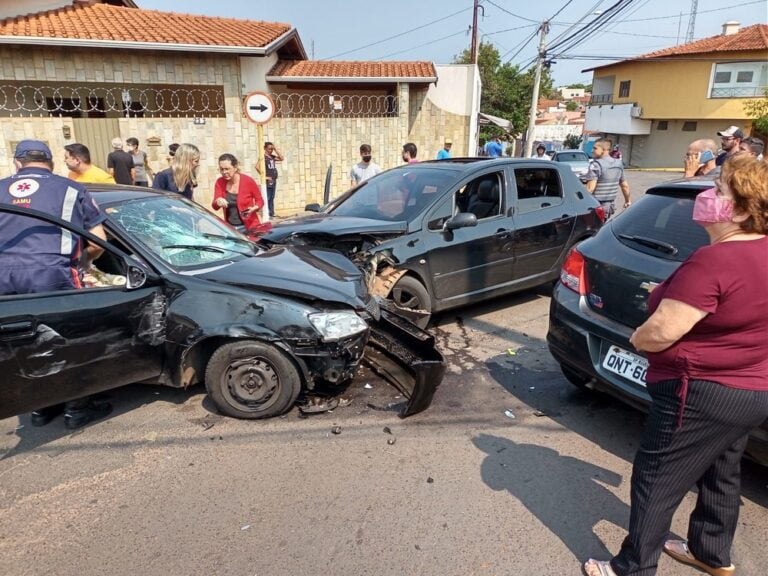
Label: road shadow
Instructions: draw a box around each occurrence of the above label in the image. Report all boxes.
[484,350,768,510]
[1,383,192,461]
[473,433,628,561]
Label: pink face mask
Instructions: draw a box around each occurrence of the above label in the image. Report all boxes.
[692,187,733,225]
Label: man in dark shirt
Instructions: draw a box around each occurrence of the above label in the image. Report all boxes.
[715,126,744,166]
[257,141,283,218]
[107,137,135,185]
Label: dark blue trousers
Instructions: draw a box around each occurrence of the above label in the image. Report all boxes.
[611,379,768,575]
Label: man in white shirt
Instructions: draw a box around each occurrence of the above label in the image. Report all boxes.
[350,144,382,186]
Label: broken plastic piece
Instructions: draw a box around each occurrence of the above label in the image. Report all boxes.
[533,410,547,417]
[331,426,342,435]
[426,477,434,484]
[387,437,396,445]
[364,383,373,389]
[383,426,392,435]
[299,397,339,414]
[507,349,517,355]
[504,410,516,419]
[241,524,251,531]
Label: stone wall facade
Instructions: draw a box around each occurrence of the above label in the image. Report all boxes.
[0,46,473,215]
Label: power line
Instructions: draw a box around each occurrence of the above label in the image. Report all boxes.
[501,28,540,62]
[483,0,540,24]
[618,0,762,22]
[320,7,471,60]
[548,0,639,56]
[375,29,467,60]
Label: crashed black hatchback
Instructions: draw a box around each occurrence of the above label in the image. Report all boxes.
[0,186,445,422]
[255,158,604,327]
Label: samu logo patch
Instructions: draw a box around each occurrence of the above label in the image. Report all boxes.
[8,178,40,198]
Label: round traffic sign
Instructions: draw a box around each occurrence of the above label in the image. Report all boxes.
[242,91,275,125]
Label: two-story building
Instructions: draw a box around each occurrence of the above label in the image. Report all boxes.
[583,22,768,168]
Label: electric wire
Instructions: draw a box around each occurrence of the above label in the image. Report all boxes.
[320,7,471,60]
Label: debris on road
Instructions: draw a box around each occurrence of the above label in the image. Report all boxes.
[299,397,339,414]
[144,431,158,442]
[426,477,434,484]
[533,410,547,417]
[201,422,215,431]
[504,410,516,420]
[387,438,396,446]
[363,383,373,389]
[506,349,517,356]
[331,426,342,435]
[240,524,251,531]
[383,426,392,435]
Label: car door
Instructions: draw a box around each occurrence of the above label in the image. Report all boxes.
[0,207,166,420]
[511,165,577,280]
[421,169,515,305]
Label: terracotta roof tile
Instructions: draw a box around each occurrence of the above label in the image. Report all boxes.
[639,23,768,58]
[268,60,436,79]
[0,3,291,48]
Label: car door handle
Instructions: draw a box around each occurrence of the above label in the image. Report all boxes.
[495,229,512,241]
[556,214,573,222]
[0,320,36,340]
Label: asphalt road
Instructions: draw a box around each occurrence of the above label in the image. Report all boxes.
[2,171,765,576]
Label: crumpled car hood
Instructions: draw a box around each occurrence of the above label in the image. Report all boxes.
[255,214,408,243]
[197,245,368,308]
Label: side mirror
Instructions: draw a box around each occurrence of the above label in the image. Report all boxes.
[444,212,478,231]
[126,265,147,290]
[305,203,321,213]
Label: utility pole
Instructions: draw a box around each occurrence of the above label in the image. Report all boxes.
[524,20,549,158]
[470,0,480,64]
[686,0,698,43]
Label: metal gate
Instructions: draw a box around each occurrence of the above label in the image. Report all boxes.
[72,118,120,172]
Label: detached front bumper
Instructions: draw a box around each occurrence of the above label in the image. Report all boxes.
[363,301,446,417]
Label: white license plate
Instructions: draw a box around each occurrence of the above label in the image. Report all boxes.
[602,345,648,386]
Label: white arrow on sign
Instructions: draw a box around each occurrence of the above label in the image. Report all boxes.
[243,91,275,125]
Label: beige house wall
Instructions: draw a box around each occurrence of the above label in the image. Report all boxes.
[0,47,473,215]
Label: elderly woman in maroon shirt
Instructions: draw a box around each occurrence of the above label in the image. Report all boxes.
[584,154,768,576]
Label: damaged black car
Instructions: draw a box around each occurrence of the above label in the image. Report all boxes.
[255,158,604,327]
[0,187,445,422]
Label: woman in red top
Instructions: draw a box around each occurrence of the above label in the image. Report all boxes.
[211,153,264,231]
[585,154,768,576]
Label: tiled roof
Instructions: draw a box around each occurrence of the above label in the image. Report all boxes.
[639,23,768,58]
[0,3,291,48]
[268,60,437,79]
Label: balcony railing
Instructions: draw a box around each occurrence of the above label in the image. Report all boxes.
[710,86,767,98]
[589,94,613,104]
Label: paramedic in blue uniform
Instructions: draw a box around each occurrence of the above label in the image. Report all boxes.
[0,140,113,429]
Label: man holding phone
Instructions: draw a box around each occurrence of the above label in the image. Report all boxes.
[683,139,719,178]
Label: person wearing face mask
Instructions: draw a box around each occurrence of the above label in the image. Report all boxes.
[211,153,263,231]
[584,154,768,576]
[350,144,382,187]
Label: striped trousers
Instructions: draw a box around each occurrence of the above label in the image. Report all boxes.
[610,378,768,576]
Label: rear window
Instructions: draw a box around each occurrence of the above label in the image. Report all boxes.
[555,152,588,162]
[611,188,709,262]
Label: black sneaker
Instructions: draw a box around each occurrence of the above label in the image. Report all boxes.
[63,401,113,430]
[30,404,64,427]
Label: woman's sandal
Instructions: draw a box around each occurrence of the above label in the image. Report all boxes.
[663,540,735,576]
[583,559,618,576]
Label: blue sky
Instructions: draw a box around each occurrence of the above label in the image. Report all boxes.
[139,0,767,85]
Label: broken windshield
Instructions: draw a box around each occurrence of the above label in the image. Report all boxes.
[104,196,255,269]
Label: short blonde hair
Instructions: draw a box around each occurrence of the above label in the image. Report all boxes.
[720,154,768,234]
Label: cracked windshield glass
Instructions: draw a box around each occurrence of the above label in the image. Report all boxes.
[105,197,253,268]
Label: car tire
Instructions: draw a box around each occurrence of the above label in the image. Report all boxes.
[390,275,432,329]
[560,363,592,390]
[205,340,301,419]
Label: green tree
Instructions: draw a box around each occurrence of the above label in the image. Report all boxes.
[563,134,582,149]
[453,41,554,139]
[744,89,768,134]
[566,82,592,91]
[565,100,579,112]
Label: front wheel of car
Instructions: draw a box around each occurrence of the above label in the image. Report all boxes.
[560,363,593,390]
[205,341,301,419]
[390,276,432,329]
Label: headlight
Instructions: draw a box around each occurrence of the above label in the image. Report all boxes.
[308,311,368,341]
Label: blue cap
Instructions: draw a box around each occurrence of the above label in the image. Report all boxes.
[14,140,53,160]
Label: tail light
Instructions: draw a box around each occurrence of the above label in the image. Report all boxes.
[561,246,587,295]
[594,205,606,223]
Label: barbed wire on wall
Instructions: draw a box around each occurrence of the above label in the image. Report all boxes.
[271,93,399,118]
[0,83,226,117]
